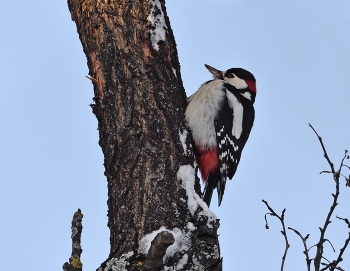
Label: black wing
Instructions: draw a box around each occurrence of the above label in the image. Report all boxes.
[214,86,255,205]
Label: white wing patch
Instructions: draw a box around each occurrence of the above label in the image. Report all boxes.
[225,91,244,139]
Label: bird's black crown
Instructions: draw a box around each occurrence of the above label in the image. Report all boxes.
[226,68,256,82]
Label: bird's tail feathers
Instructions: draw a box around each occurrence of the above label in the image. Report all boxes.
[202,172,220,207]
[217,175,227,206]
[203,182,214,207]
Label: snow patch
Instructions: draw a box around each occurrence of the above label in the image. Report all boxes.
[138,223,195,270]
[176,254,188,270]
[177,165,217,225]
[166,224,193,260]
[97,252,134,271]
[147,0,167,50]
[179,129,188,154]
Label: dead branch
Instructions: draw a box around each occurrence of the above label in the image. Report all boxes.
[62,209,84,271]
[309,123,335,173]
[262,200,290,271]
[309,125,348,271]
[288,227,312,271]
[263,125,349,271]
[320,216,350,271]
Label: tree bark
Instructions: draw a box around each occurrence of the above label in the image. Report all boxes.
[67,0,221,270]
[62,209,84,271]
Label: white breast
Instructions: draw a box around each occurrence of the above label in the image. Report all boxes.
[186,80,225,149]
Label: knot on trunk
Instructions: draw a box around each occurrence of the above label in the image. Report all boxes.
[142,231,175,271]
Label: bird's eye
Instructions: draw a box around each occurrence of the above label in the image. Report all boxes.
[226,73,235,78]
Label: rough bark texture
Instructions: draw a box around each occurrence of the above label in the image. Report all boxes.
[67,0,221,270]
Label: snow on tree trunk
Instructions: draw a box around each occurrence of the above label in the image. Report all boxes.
[67,0,221,270]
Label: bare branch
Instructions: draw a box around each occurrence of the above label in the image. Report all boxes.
[62,209,84,271]
[309,123,335,173]
[325,217,350,271]
[264,126,349,271]
[309,125,344,271]
[324,239,336,252]
[288,227,312,271]
[262,200,290,271]
[336,216,350,228]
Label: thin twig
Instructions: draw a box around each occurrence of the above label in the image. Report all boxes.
[318,180,350,271]
[320,170,332,174]
[309,124,335,173]
[321,256,331,265]
[336,216,350,228]
[288,227,312,271]
[325,217,350,271]
[262,200,290,271]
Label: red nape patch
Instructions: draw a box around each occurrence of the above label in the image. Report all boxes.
[246,80,257,92]
[196,148,219,182]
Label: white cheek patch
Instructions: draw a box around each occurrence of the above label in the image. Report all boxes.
[226,91,243,139]
[224,75,248,90]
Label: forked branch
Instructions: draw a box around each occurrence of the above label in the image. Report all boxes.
[288,227,311,271]
[262,200,290,271]
[309,124,349,271]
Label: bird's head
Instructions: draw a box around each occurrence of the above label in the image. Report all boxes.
[205,64,256,102]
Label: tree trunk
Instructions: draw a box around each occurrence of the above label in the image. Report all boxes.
[67,0,221,270]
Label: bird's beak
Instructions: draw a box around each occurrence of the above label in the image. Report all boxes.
[205,64,223,79]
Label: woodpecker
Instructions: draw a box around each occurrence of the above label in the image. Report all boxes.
[185,64,256,207]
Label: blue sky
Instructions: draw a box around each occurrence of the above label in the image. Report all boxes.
[1,1,350,270]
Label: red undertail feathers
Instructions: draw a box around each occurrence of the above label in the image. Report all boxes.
[195,145,219,181]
